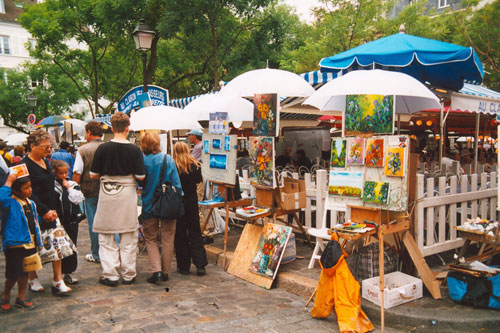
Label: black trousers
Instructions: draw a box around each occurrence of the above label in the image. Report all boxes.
[61,221,78,274]
[174,198,208,271]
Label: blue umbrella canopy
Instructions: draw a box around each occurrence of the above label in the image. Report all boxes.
[319,33,484,91]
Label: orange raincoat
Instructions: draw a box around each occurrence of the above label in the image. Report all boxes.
[311,234,373,333]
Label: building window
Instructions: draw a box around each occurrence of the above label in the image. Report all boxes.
[28,38,37,52]
[438,0,450,8]
[0,0,5,14]
[0,36,10,55]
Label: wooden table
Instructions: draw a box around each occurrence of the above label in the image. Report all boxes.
[456,227,500,264]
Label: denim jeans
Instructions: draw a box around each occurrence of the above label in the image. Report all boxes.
[84,196,99,261]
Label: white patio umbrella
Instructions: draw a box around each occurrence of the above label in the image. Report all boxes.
[3,133,28,146]
[63,119,86,136]
[219,68,315,98]
[303,69,441,114]
[184,94,254,122]
[129,105,202,131]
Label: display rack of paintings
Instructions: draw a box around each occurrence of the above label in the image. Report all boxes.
[253,93,279,137]
[248,136,276,188]
[201,133,237,185]
[327,135,409,211]
[344,94,394,136]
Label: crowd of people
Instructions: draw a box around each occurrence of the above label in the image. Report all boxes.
[0,112,208,312]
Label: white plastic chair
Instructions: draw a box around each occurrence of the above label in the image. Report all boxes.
[307,203,347,269]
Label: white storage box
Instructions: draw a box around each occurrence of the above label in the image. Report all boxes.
[362,271,423,309]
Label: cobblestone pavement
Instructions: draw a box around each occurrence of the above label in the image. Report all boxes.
[1,221,398,333]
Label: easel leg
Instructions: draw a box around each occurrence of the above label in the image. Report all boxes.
[292,212,314,248]
[379,227,385,333]
[305,288,317,308]
[201,207,214,234]
[223,203,230,270]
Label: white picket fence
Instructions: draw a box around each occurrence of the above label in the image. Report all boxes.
[415,172,498,257]
[234,169,499,257]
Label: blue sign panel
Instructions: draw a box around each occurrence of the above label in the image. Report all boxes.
[118,85,169,113]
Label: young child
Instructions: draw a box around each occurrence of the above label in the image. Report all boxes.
[1,173,42,312]
[51,160,84,285]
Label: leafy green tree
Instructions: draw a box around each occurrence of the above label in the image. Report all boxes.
[451,0,500,91]
[0,65,80,133]
[19,0,141,116]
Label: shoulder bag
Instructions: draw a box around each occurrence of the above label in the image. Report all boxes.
[150,154,185,219]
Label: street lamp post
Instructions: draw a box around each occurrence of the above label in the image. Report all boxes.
[27,93,37,108]
[132,19,155,93]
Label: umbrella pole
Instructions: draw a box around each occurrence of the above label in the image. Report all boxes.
[474,113,480,173]
[379,223,385,333]
[439,105,444,165]
[397,114,400,135]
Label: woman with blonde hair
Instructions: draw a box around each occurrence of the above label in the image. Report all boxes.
[172,142,208,276]
[140,132,182,283]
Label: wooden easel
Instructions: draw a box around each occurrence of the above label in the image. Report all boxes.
[203,181,252,269]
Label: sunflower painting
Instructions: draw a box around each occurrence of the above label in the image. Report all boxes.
[347,138,365,166]
[365,138,384,167]
[330,139,347,168]
[249,136,275,187]
[363,181,390,205]
[249,223,292,279]
[384,147,405,177]
[344,94,394,136]
[253,93,278,136]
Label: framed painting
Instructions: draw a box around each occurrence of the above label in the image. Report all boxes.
[203,140,209,154]
[249,137,275,188]
[363,181,390,205]
[328,171,363,198]
[344,94,394,136]
[384,147,405,177]
[209,154,227,170]
[253,93,279,136]
[249,223,292,279]
[212,138,221,149]
[347,138,365,166]
[365,138,384,167]
[224,136,231,151]
[330,139,346,168]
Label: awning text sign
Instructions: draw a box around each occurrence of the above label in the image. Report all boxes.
[452,93,500,116]
[118,85,169,113]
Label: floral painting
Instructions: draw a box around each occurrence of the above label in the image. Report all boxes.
[344,94,394,136]
[365,138,384,167]
[253,93,278,136]
[328,171,363,198]
[249,137,275,187]
[330,139,346,168]
[249,223,292,279]
[363,181,390,205]
[384,147,405,177]
[347,138,365,165]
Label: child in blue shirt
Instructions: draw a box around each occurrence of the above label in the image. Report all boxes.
[0,173,42,312]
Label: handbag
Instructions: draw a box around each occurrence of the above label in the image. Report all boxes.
[150,154,185,220]
[39,218,77,264]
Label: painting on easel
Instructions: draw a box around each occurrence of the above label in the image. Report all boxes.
[384,147,405,177]
[253,93,279,136]
[249,136,276,188]
[347,138,365,166]
[328,171,363,198]
[249,223,292,279]
[344,94,394,136]
[365,138,384,167]
[330,139,346,168]
[363,180,390,204]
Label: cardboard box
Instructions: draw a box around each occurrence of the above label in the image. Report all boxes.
[280,178,306,210]
[362,271,423,309]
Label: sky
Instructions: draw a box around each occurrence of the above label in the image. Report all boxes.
[281,0,325,23]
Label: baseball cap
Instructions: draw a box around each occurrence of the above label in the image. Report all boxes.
[187,128,203,136]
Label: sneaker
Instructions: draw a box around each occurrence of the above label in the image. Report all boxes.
[99,277,118,287]
[28,278,45,292]
[0,297,10,313]
[63,274,79,285]
[14,298,35,310]
[85,254,100,263]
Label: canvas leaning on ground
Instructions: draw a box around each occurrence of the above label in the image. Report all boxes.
[249,223,292,279]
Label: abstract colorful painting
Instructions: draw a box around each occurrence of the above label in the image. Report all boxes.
[253,93,278,136]
[363,181,390,205]
[330,139,346,168]
[384,147,405,177]
[347,138,365,165]
[365,138,384,167]
[344,94,394,136]
[249,223,292,279]
[328,171,363,198]
[249,137,275,187]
